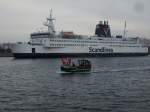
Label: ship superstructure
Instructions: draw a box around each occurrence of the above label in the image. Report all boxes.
[12,10,148,58]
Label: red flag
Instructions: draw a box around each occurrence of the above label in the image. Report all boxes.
[61,58,71,65]
[61,58,66,65]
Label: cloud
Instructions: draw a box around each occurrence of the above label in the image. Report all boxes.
[0,0,150,42]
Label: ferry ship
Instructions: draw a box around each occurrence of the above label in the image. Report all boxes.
[12,10,148,58]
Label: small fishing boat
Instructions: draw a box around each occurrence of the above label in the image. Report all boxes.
[61,58,91,73]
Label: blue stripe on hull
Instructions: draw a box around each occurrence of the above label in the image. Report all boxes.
[13,53,149,58]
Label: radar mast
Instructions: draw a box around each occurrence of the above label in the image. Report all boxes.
[44,9,55,35]
[123,21,127,38]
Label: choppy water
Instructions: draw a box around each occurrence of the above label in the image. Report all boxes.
[0,56,150,112]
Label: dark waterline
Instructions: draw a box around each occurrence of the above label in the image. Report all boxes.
[0,56,150,112]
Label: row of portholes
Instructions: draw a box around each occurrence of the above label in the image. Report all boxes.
[49,44,97,47]
[110,45,141,47]
[49,39,137,44]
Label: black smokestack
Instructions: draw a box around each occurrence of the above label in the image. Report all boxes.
[95,20,111,37]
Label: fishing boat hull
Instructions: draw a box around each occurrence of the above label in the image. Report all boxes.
[61,66,91,73]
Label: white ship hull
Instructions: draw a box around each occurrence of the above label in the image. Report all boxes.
[12,43,148,58]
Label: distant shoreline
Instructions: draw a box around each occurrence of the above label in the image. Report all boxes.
[0,53,13,57]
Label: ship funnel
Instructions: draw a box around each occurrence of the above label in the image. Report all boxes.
[95,20,111,37]
[99,21,103,25]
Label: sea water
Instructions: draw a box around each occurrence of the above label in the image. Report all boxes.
[0,56,150,112]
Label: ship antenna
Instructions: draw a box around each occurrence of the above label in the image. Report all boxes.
[44,9,55,35]
[123,21,126,38]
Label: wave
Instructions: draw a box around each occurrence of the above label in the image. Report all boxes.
[57,66,150,74]
[92,66,150,73]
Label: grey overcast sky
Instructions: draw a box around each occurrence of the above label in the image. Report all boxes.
[0,0,150,42]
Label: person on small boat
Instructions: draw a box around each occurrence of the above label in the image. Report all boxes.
[72,62,75,67]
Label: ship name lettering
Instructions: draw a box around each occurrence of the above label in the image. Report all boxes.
[89,47,113,53]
